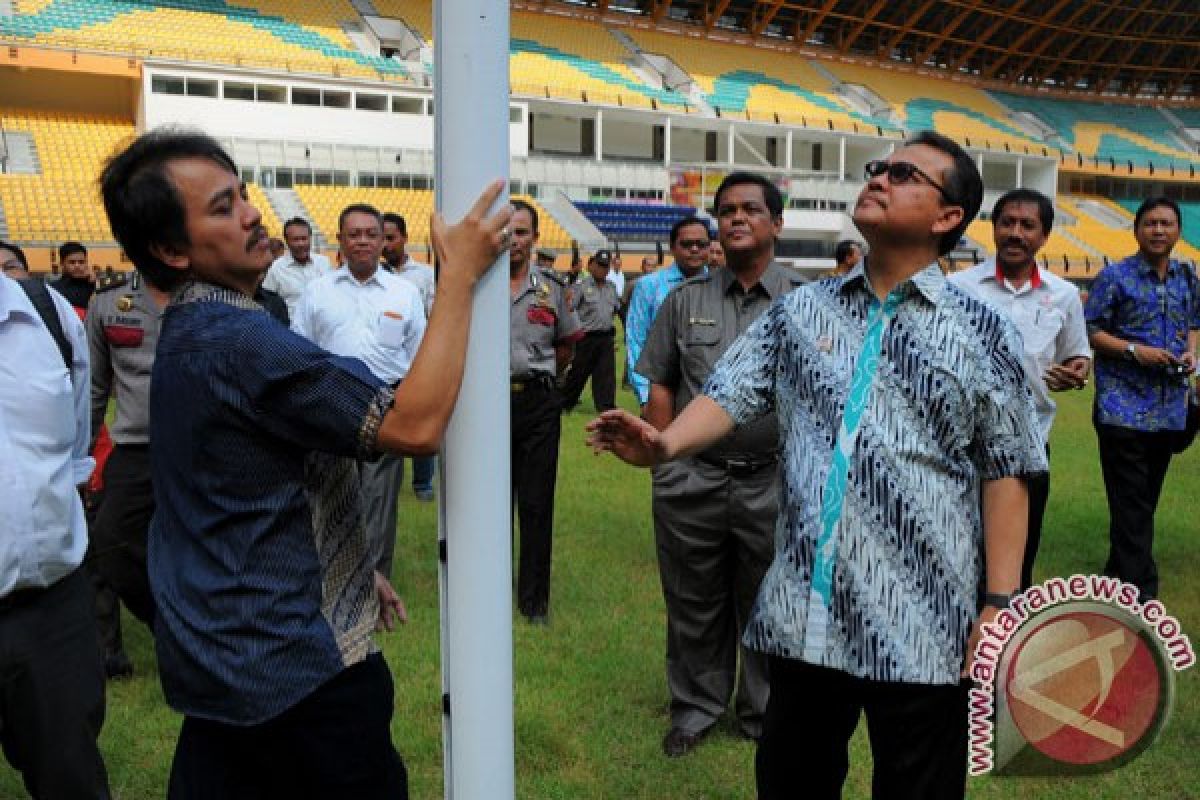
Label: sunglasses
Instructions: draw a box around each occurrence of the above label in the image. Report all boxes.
[677,239,711,250]
[864,159,955,204]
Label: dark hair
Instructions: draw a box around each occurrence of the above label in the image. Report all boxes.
[1134,196,1182,229]
[100,128,238,290]
[58,241,87,262]
[0,240,29,270]
[382,212,407,236]
[338,204,383,232]
[669,216,711,247]
[904,130,983,256]
[834,240,861,264]
[511,199,539,233]
[283,217,312,236]
[712,172,784,218]
[991,189,1054,235]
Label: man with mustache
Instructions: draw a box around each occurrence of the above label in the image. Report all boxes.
[99,129,511,799]
[1084,197,1199,603]
[293,205,426,582]
[949,188,1091,589]
[589,132,1045,798]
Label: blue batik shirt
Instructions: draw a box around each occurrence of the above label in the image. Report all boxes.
[624,263,706,404]
[1084,254,1200,432]
[704,263,1047,686]
[149,281,394,725]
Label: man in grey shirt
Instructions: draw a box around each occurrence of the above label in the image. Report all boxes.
[87,269,169,676]
[561,249,621,412]
[636,172,800,757]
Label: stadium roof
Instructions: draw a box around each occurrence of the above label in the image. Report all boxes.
[583,0,1200,100]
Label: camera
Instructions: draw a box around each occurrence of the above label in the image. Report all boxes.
[1163,361,1191,387]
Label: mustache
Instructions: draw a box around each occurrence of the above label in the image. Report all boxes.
[246,226,268,252]
[1001,239,1029,250]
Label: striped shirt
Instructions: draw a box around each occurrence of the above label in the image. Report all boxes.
[704,263,1047,685]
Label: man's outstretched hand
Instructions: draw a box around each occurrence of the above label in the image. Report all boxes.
[585,409,667,467]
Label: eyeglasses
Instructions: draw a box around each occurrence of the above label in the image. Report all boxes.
[864,159,955,204]
[676,239,711,250]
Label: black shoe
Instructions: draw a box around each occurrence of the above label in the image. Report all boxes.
[104,651,134,681]
[662,726,708,758]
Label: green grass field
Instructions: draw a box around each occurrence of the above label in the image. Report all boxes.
[3,372,1197,799]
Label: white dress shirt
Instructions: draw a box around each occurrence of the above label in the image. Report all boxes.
[0,275,93,596]
[392,258,435,319]
[607,268,625,300]
[292,265,426,386]
[948,259,1092,441]
[263,251,334,318]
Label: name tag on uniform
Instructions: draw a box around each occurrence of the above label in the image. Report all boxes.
[689,317,717,326]
[378,312,409,349]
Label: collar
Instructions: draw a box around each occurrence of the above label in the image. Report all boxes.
[993,259,1042,289]
[839,260,945,306]
[334,266,384,288]
[720,261,792,300]
[1134,254,1179,278]
[172,280,263,312]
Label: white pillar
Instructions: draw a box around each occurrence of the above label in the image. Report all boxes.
[785,129,793,171]
[838,136,846,180]
[1015,157,1024,188]
[663,115,672,166]
[727,122,735,165]
[596,110,604,162]
[433,1,514,798]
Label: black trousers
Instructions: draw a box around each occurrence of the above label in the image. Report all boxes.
[0,568,111,800]
[167,653,407,800]
[560,331,616,412]
[756,658,968,800]
[1021,445,1050,591]
[88,444,156,626]
[1095,422,1176,600]
[511,380,562,617]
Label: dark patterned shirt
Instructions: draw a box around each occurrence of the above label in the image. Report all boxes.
[704,263,1047,685]
[149,282,394,724]
[1084,254,1200,432]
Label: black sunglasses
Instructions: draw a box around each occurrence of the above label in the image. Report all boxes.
[864,159,956,204]
[676,239,711,250]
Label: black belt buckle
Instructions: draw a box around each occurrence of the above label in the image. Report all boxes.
[725,457,757,478]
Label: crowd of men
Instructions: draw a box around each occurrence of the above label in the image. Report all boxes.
[0,126,1196,800]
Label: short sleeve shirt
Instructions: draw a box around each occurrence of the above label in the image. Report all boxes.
[510,268,581,379]
[149,282,394,725]
[1084,254,1200,432]
[572,274,621,332]
[704,264,1047,685]
[87,275,164,445]
[637,262,803,459]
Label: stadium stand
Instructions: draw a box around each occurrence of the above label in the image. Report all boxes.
[371,0,431,42]
[573,200,695,241]
[1113,197,1200,260]
[625,29,895,132]
[991,92,1200,171]
[0,107,133,242]
[824,62,1046,155]
[509,13,688,109]
[291,186,573,250]
[245,181,283,242]
[0,0,410,81]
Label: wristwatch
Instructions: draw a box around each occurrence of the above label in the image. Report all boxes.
[1125,343,1138,361]
[983,592,1013,610]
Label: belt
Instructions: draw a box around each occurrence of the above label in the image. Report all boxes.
[697,453,779,477]
[584,329,616,338]
[511,374,556,393]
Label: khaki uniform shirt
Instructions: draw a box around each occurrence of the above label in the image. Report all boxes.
[511,268,581,379]
[572,274,621,333]
[638,261,803,459]
[87,273,164,446]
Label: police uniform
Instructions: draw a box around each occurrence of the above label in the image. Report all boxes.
[560,272,621,412]
[636,261,801,740]
[86,271,163,631]
[510,266,582,620]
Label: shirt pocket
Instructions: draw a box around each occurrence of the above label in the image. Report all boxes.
[377,312,410,349]
[1013,306,1063,359]
[683,319,722,379]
